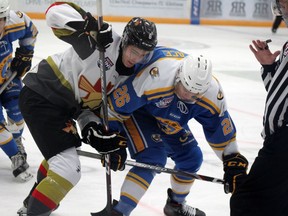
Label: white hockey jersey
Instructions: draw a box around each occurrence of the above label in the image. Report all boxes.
[23,2,132,123]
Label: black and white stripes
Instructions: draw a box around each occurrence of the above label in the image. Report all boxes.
[261,42,288,138]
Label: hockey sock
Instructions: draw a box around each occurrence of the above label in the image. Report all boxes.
[1,139,19,157]
[114,167,156,215]
[27,170,74,215]
[170,174,195,204]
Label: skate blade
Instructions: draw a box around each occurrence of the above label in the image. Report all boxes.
[16,170,33,182]
[17,206,27,216]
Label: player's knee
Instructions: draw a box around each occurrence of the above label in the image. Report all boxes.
[134,147,167,167]
[48,147,82,187]
[176,146,203,173]
[5,118,24,135]
[0,126,13,145]
[6,107,24,123]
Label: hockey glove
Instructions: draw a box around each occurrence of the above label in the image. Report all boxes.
[11,47,34,78]
[81,122,127,154]
[223,153,248,194]
[83,12,113,51]
[101,148,127,171]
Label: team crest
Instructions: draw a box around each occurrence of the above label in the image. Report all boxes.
[149,67,159,77]
[16,11,23,18]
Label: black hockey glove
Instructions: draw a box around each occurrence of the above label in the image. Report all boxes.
[83,12,113,51]
[101,148,127,171]
[11,47,34,78]
[223,153,248,194]
[81,122,127,154]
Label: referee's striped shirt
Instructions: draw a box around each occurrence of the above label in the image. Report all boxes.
[261,42,288,139]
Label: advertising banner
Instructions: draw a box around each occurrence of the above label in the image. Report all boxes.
[18,0,190,19]
[103,0,190,18]
[191,0,201,24]
[200,0,273,21]
[16,0,274,26]
[18,0,98,14]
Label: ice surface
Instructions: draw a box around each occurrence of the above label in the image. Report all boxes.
[1,19,286,216]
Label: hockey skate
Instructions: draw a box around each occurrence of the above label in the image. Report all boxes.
[17,188,60,216]
[163,188,206,216]
[17,204,60,216]
[15,137,27,159]
[17,190,32,216]
[11,152,33,182]
[17,206,27,216]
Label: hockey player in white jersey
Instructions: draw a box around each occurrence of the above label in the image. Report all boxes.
[17,2,157,216]
[0,0,37,181]
[97,49,249,216]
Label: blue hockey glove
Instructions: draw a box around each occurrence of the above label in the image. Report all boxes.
[81,122,127,154]
[223,153,248,194]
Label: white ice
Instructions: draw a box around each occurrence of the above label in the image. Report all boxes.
[1,19,287,216]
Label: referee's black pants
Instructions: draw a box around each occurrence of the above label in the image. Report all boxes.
[230,125,288,216]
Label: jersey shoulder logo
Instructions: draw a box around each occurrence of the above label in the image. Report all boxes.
[155,95,174,108]
[149,67,159,77]
[217,90,224,100]
[97,56,114,71]
[16,11,23,18]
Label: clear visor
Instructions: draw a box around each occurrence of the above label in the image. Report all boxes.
[138,50,154,64]
[124,45,154,65]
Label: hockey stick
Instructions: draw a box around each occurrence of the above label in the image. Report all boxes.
[91,0,112,215]
[77,149,225,185]
[0,70,17,95]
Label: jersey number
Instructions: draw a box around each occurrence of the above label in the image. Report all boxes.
[113,85,130,108]
[221,118,233,136]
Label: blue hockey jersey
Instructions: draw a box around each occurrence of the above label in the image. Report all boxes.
[0,10,37,84]
[107,46,238,158]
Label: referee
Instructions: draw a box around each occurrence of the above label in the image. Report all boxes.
[230,1,288,216]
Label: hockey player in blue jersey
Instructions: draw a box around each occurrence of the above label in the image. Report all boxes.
[83,48,249,216]
[0,0,37,181]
